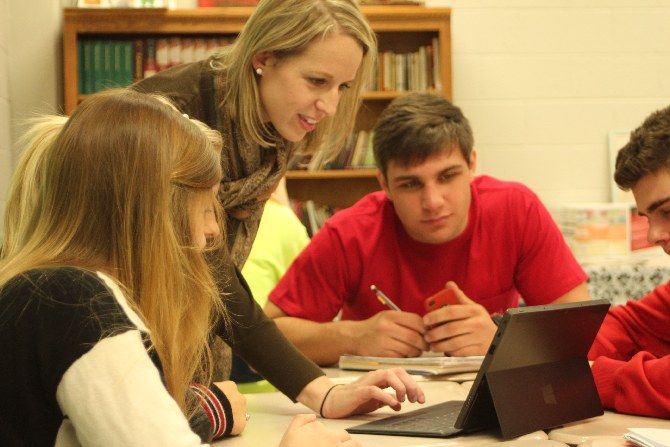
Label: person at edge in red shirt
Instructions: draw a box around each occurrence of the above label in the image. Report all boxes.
[589,103,670,418]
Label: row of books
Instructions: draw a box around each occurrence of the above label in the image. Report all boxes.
[77,35,442,96]
[323,130,376,170]
[77,36,232,94]
[370,38,442,93]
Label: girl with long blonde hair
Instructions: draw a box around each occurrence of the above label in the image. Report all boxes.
[0,83,427,446]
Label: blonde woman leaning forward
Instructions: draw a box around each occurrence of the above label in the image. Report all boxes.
[0,89,425,446]
[133,0,378,383]
[132,0,377,267]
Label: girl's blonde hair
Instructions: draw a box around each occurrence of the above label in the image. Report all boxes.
[214,0,377,163]
[2,115,68,258]
[1,88,226,416]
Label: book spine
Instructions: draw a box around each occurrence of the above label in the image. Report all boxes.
[368,56,377,92]
[362,130,376,168]
[181,37,194,64]
[92,40,103,93]
[103,40,113,90]
[112,40,122,87]
[350,130,367,168]
[206,38,219,58]
[77,40,85,94]
[133,38,144,82]
[155,37,169,72]
[83,40,94,95]
[193,37,207,61]
[424,44,434,91]
[143,38,157,79]
[122,40,134,86]
[432,36,442,93]
[168,36,182,68]
[418,45,427,91]
[382,51,391,91]
[396,53,406,91]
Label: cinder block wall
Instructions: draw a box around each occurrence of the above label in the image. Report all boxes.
[428,0,670,208]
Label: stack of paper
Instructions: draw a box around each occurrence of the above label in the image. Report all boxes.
[625,428,670,447]
[338,353,483,376]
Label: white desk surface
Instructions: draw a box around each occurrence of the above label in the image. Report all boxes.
[548,410,670,445]
[213,372,670,447]
[214,379,555,447]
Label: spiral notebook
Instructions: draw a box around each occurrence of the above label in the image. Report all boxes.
[346,299,610,440]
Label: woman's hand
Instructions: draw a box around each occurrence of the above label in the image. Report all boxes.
[279,414,359,447]
[306,368,425,419]
[213,380,247,435]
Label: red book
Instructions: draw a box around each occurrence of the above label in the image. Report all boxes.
[155,38,169,72]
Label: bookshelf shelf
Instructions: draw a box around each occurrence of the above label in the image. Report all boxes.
[285,169,381,209]
[286,169,377,180]
[362,90,436,101]
[62,5,451,209]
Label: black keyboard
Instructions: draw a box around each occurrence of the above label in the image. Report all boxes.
[346,400,465,438]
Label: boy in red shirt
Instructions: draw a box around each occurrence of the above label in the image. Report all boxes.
[265,93,589,366]
[589,104,670,418]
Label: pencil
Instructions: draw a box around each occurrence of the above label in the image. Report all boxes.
[370,284,401,311]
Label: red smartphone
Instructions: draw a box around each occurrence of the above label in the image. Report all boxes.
[423,288,459,312]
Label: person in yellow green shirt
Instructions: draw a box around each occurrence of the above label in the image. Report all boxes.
[242,177,310,307]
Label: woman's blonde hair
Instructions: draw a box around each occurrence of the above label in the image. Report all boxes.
[214,0,377,163]
[2,115,68,258]
[0,88,225,416]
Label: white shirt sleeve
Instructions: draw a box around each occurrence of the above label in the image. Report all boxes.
[56,330,207,447]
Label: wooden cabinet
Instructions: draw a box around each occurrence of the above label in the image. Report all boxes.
[62,5,451,208]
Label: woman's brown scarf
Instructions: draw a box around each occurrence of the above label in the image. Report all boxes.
[215,92,289,269]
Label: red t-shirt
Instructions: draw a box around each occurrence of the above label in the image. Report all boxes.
[589,281,670,418]
[270,175,586,321]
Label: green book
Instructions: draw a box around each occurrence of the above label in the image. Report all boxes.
[102,40,113,90]
[82,40,94,95]
[110,40,122,87]
[121,40,134,86]
[92,40,104,93]
[361,130,376,168]
[77,40,85,95]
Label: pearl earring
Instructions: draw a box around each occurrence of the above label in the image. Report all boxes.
[255,67,263,76]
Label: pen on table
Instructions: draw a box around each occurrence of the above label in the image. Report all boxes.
[370,285,401,311]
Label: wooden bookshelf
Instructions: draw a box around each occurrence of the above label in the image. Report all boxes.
[285,168,380,209]
[62,5,451,208]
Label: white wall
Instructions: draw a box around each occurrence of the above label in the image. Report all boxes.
[0,0,63,238]
[427,0,670,209]
[7,0,63,137]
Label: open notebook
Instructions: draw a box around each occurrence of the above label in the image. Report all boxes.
[338,353,483,376]
[346,299,610,440]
